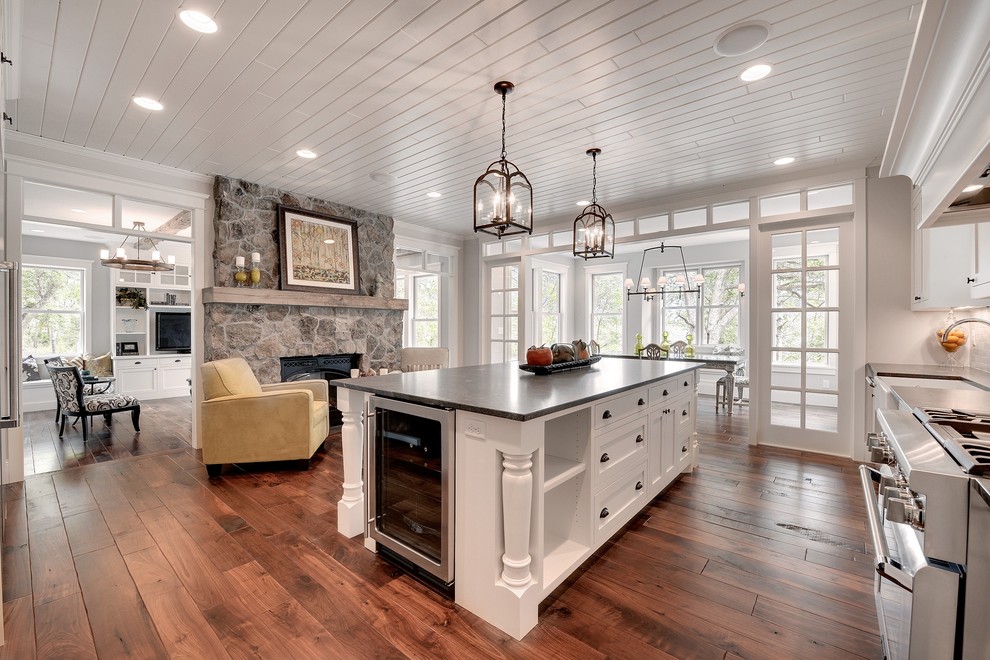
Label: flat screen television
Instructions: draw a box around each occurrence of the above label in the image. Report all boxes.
[155,312,192,353]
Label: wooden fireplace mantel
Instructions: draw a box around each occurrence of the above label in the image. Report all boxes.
[202,286,408,311]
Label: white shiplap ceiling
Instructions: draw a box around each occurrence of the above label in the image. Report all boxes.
[9,0,921,236]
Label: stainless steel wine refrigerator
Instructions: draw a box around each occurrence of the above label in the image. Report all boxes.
[367,395,455,594]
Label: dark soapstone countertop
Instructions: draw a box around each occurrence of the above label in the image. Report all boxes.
[334,357,701,421]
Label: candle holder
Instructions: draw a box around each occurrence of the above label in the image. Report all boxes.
[250,253,262,288]
[234,257,247,287]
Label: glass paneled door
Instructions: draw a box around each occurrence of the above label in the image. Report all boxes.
[756,220,852,455]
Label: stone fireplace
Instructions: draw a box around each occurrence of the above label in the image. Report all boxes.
[280,353,361,426]
[203,176,406,383]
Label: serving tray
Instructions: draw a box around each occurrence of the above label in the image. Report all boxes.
[519,355,601,375]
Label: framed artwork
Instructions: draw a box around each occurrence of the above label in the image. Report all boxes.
[277,205,360,294]
[117,341,139,356]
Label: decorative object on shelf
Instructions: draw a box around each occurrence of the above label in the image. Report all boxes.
[519,355,601,375]
[117,341,139,356]
[121,318,138,333]
[634,332,644,357]
[115,287,147,309]
[685,334,695,358]
[474,81,533,239]
[659,330,670,357]
[624,243,704,301]
[278,205,360,294]
[249,253,262,288]
[573,148,615,260]
[100,222,175,272]
[234,256,248,287]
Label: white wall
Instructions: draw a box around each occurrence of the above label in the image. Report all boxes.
[865,173,952,365]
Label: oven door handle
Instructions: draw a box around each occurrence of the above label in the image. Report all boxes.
[859,465,913,591]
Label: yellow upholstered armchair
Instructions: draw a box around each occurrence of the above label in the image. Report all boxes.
[200,357,329,476]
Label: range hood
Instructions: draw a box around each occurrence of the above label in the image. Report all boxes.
[945,164,990,215]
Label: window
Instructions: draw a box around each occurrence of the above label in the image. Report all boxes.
[22,260,88,357]
[655,264,742,347]
[411,275,440,347]
[537,270,562,346]
[590,272,624,353]
[489,264,519,363]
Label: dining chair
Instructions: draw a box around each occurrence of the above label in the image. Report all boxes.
[641,343,664,360]
[48,366,141,444]
[400,347,449,372]
[43,357,65,423]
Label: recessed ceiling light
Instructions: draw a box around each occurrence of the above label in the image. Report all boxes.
[31,229,44,233]
[774,156,795,165]
[179,9,218,33]
[71,208,87,213]
[740,64,772,82]
[296,149,317,159]
[714,22,771,57]
[963,184,984,193]
[323,239,335,244]
[426,191,442,198]
[370,172,398,185]
[576,200,590,206]
[133,97,164,111]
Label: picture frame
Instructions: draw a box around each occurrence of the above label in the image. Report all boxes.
[117,341,139,356]
[277,205,360,294]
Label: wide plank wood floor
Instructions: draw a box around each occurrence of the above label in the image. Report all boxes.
[2,398,882,658]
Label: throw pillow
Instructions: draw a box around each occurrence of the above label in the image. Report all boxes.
[21,355,41,382]
[85,353,114,377]
[65,355,85,370]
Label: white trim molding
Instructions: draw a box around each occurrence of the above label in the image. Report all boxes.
[880,0,990,229]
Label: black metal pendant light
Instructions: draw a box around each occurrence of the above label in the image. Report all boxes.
[474,81,533,238]
[573,148,615,260]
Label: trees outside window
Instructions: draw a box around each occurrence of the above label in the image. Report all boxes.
[657,264,742,347]
[538,270,561,346]
[590,272,624,353]
[22,263,86,357]
[412,275,439,347]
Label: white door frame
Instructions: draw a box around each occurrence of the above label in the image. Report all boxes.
[754,212,856,457]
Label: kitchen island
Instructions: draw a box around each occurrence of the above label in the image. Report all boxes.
[334,357,701,640]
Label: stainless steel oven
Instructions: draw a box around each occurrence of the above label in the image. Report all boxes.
[367,396,455,592]
[862,408,974,659]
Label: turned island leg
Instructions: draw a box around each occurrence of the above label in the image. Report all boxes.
[501,451,534,587]
[336,389,366,537]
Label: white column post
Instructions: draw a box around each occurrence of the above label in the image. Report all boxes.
[500,451,534,587]
[336,388,366,537]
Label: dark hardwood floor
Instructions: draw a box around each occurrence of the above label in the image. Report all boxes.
[1,397,881,658]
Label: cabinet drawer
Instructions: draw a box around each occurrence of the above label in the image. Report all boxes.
[676,371,695,396]
[594,461,648,545]
[593,417,647,489]
[649,377,676,407]
[158,356,192,366]
[674,396,694,435]
[116,357,160,369]
[593,387,649,429]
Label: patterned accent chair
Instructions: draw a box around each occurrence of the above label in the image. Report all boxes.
[641,343,665,360]
[48,366,140,444]
[400,348,449,372]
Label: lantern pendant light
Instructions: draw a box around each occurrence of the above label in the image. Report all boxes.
[573,148,615,260]
[474,81,533,238]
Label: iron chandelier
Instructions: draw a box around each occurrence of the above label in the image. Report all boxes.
[573,148,615,260]
[625,243,704,301]
[100,222,175,272]
[474,81,533,238]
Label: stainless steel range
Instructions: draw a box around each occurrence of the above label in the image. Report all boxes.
[862,406,990,659]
